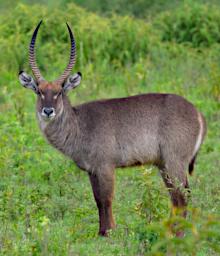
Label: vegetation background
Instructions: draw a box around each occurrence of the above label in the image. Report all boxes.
[0,0,220,255]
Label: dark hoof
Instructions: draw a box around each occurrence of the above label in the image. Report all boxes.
[99,230,108,237]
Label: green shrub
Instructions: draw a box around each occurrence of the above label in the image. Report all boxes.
[155,2,220,47]
[0,3,150,80]
[135,169,220,255]
[135,167,169,223]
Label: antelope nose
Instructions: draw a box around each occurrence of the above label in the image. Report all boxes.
[43,107,55,117]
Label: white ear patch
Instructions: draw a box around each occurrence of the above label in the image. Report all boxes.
[63,72,82,92]
[18,71,38,92]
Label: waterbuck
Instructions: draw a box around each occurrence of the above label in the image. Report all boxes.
[18,21,206,237]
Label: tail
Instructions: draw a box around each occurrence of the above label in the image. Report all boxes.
[189,112,207,176]
[189,154,197,175]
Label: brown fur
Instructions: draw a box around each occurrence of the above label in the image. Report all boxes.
[38,81,62,92]
[35,92,206,237]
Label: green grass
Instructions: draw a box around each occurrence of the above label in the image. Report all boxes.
[0,1,220,255]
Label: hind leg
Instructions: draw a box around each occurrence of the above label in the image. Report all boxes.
[160,160,190,237]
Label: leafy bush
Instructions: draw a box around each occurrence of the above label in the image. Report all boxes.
[0,3,150,80]
[72,0,181,18]
[135,168,169,223]
[156,2,220,47]
[135,169,220,255]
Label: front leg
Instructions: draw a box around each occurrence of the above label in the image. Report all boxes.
[89,167,115,236]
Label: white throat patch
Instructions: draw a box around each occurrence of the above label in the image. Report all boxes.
[37,112,50,131]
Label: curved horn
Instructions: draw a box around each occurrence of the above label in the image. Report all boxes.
[29,20,44,82]
[54,23,76,85]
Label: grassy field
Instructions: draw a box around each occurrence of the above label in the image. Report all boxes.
[0,1,220,255]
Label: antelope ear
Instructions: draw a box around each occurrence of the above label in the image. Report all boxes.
[63,72,82,92]
[18,71,38,93]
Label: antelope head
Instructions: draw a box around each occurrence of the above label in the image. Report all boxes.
[18,20,82,121]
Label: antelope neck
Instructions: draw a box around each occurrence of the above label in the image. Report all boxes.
[42,96,79,159]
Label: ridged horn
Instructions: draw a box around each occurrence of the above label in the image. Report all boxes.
[54,23,76,85]
[29,20,44,82]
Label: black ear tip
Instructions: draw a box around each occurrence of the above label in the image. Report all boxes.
[19,70,24,75]
[77,71,82,78]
